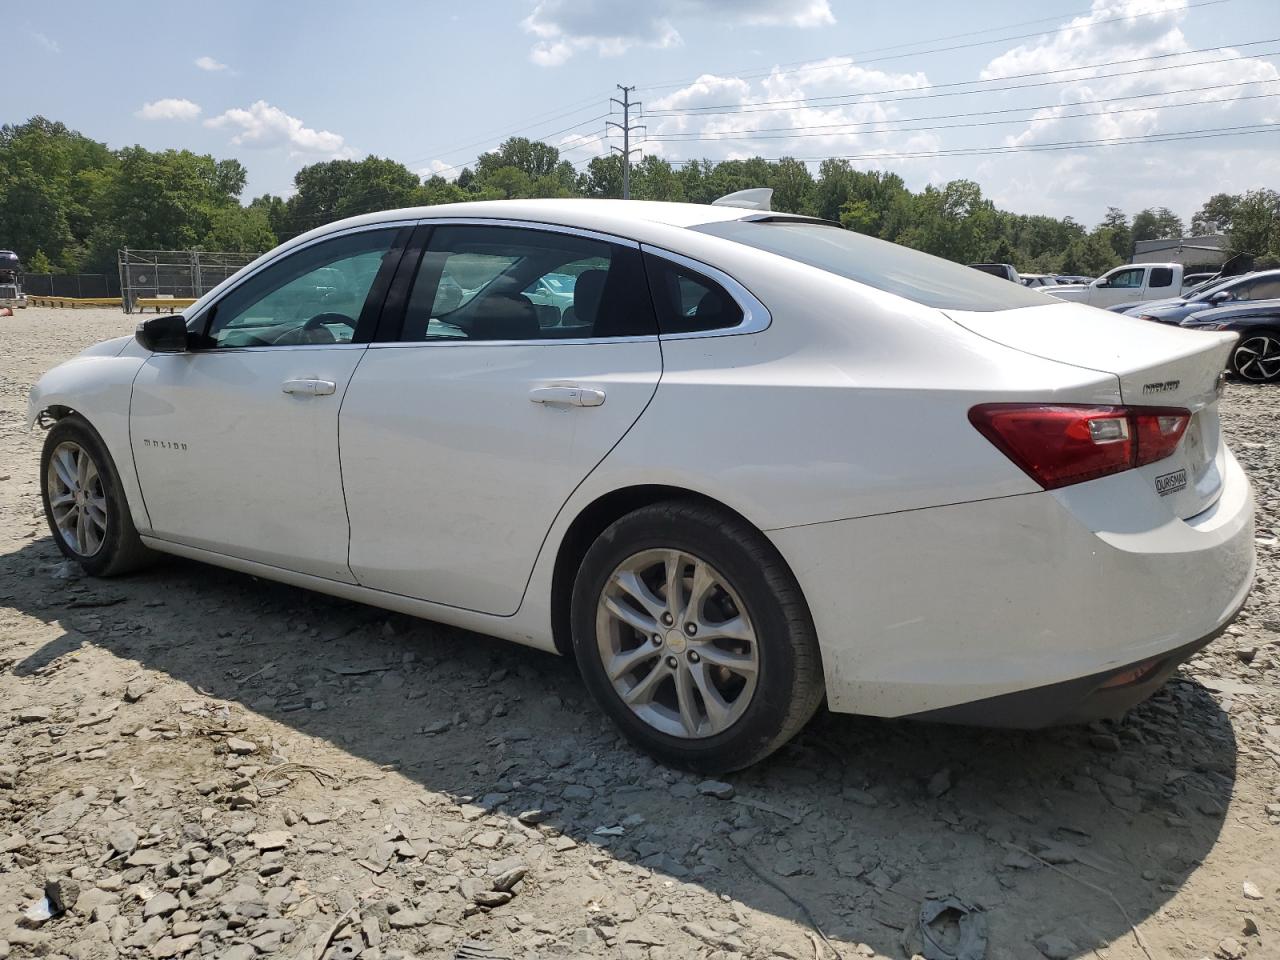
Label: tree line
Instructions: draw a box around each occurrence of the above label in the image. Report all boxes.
[3,116,1278,277]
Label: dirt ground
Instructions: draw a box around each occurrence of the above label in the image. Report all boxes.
[0,306,1277,960]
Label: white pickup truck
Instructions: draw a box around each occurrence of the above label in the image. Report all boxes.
[1047,262,1187,308]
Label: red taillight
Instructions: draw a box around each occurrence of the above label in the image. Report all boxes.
[969,403,1190,490]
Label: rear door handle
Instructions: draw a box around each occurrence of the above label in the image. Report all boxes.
[528,385,606,407]
[282,378,337,396]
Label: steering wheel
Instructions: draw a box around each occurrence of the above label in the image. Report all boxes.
[295,312,356,344]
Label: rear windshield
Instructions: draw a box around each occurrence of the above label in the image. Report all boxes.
[696,220,1055,312]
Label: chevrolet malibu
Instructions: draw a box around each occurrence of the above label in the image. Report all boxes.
[29,198,1255,772]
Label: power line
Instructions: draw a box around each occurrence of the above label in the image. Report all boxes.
[646,88,1280,144]
[636,0,1232,91]
[644,40,1280,116]
[405,93,608,166]
[644,78,1279,139]
[654,122,1279,164]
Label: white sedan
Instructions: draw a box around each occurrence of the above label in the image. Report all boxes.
[29,198,1255,772]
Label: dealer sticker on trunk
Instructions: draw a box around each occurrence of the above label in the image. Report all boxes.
[1155,468,1188,496]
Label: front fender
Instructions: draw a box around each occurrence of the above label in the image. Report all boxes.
[28,354,152,532]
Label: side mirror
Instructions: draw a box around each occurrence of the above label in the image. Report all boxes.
[1209,290,1231,303]
[135,314,189,353]
[1095,278,1109,288]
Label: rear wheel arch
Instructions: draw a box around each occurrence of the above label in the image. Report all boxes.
[548,484,809,656]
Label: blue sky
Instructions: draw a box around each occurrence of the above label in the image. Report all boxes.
[12,0,1280,225]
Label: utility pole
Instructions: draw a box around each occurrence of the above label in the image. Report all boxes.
[608,85,644,200]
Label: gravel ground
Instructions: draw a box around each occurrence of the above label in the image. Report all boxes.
[0,306,1278,960]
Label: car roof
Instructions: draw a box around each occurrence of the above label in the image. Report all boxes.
[300,199,769,243]
[1189,297,1280,320]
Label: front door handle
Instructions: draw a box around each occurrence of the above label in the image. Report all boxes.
[282,378,337,396]
[528,384,606,407]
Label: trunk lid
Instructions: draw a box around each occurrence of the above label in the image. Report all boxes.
[945,301,1236,519]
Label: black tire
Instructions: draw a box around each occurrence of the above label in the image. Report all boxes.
[1228,329,1280,384]
[570,499,825,773]
[40,414,157,577]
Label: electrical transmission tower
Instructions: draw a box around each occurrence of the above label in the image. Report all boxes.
[607,85,645,200]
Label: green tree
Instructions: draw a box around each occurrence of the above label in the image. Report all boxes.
[27,249,54,273]
[1131,207,1183,242]
[1227,189,1280,257]
[1191,193,1239,235]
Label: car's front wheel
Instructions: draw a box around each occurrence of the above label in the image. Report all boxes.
[570,500,825,773]
[40,415,157,576]
[1230,330,1280,384]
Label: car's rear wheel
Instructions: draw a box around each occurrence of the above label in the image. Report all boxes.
[570,500,825,773]
[1230,330,1280,383]
[40,416,157,576]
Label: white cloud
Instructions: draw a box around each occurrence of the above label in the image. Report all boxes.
[194,55,229,72]
[522,0,833,65]
[204,101,353,158]
[28,29,60,53]
[418,159,464,181]
[136,98,202,122]
[968,0,1280,220]
[643,60,938,169]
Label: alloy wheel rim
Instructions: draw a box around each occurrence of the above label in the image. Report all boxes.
[47,441,107,557]
[596,548,759,739]
[1234,335,1280,383]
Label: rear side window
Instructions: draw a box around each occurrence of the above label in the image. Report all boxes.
[696,221,1051,312]
[399,225,656,341]
[644,254,744,334]
[1149,267,1174,288]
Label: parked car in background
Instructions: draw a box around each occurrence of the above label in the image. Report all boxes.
[1106,273,1230,313]
[0,250,27,309]
[1182,272,1219,289]
[1056,275,1092,284]
[1181,298,1280,383]
[1020,273,1060,288]
[968,263,1021,282]
[1128,270,1280,325]
[27,198,1254,772]
[1048,262,1185,308]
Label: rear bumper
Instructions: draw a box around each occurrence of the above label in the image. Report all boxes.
[768,448,1255,719]
[909,615,1237,728]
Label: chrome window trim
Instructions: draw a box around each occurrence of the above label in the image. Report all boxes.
[412,217,642,249]
[368,335,658,350]
[186,219,418,335]
[639,245,772,339]
[175,343,370,355]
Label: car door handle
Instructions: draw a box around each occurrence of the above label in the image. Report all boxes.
[282,378,336,396]
[528,385,606,407]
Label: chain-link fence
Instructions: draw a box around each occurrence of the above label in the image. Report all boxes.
[22,274,121,298]
[118,249,258,314]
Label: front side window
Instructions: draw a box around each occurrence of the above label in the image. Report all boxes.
[1106,268,1145,289]
[204,229,398,348]
[399,225,656,341]
[696,220,1051,312]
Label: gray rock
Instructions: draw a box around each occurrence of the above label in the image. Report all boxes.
[107,826,139,856]
[927,768,952,798]
[562,784,594,802]
[150,934,200,959]
[16,705,52,723]
[203,857,232,880]
[1242,880,1264,900]
[388,908,432,929]
[0,764,17,789]
[226,737,257,755]
[142,892,181,918]
[1033,933,1079,959]
[772,856,803,878]
[697,780,735,800]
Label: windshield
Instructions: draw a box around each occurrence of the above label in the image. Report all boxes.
[695,220,1053,312]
